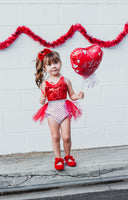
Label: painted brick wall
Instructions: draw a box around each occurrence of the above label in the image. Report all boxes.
[0,0,128,155]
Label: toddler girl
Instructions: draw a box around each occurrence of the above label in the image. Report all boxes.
[33,48,84,170]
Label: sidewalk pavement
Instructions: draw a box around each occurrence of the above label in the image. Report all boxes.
[0,145,128,196]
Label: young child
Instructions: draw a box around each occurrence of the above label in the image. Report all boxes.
[33,48,84,171]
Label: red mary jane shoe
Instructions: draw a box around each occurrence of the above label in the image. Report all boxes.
[54,158,64,171]
[64,155,76,167]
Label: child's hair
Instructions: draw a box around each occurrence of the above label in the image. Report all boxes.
[35,50,61,88]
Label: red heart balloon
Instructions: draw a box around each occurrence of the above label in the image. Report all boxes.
[70,45,103,79]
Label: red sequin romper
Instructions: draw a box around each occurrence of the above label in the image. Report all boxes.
[33,76,82,124]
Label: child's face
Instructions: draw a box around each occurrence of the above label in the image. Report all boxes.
[45,61,61,76]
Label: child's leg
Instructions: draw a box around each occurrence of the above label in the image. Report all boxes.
[60,117,71,156]
[47,117,61,158]
[61,117,76,166]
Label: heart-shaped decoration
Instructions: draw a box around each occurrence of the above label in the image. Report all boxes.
[70,45,103,79]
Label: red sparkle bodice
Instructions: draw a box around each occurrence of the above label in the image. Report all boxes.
[45,76,67,101]
[33,76,82,123]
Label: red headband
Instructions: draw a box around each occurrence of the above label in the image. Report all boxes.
[38,48,52,61]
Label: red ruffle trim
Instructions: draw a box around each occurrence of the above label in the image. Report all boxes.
[33,100,82,124]
[33,103,48,124]
[65,100,82,120]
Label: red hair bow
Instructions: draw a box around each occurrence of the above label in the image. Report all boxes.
[38,48,52,61]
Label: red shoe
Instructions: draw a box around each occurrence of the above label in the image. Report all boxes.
[64,155,76,167]
[54,158,64,171]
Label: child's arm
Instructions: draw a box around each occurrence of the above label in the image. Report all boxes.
[66,78,84,101]
[40,81,46,105]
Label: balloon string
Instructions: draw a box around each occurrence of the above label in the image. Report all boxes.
[0,22,128,50]
[80,78,85,92]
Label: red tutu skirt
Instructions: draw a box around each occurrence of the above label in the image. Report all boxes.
[33,100,82,124]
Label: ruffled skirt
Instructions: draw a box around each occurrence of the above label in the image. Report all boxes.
[33,99,82,124]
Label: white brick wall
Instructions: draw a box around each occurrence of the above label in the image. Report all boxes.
[0,0,128,155]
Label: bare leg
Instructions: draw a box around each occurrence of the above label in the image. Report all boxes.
[47,117,61,158]
[60,117,71,157]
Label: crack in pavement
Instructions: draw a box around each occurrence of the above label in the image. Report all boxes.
[1,165,128,188]
[98,166,128,176]
[1,166,128,179]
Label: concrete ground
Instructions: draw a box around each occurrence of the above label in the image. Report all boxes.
[0,145,128,199]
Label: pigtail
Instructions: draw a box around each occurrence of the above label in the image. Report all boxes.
[35,53,46,89]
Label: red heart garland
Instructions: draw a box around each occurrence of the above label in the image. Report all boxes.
[70,45,103,79]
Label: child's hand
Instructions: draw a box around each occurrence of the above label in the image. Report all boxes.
[40,94,46,105]
[78,91,84,99]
